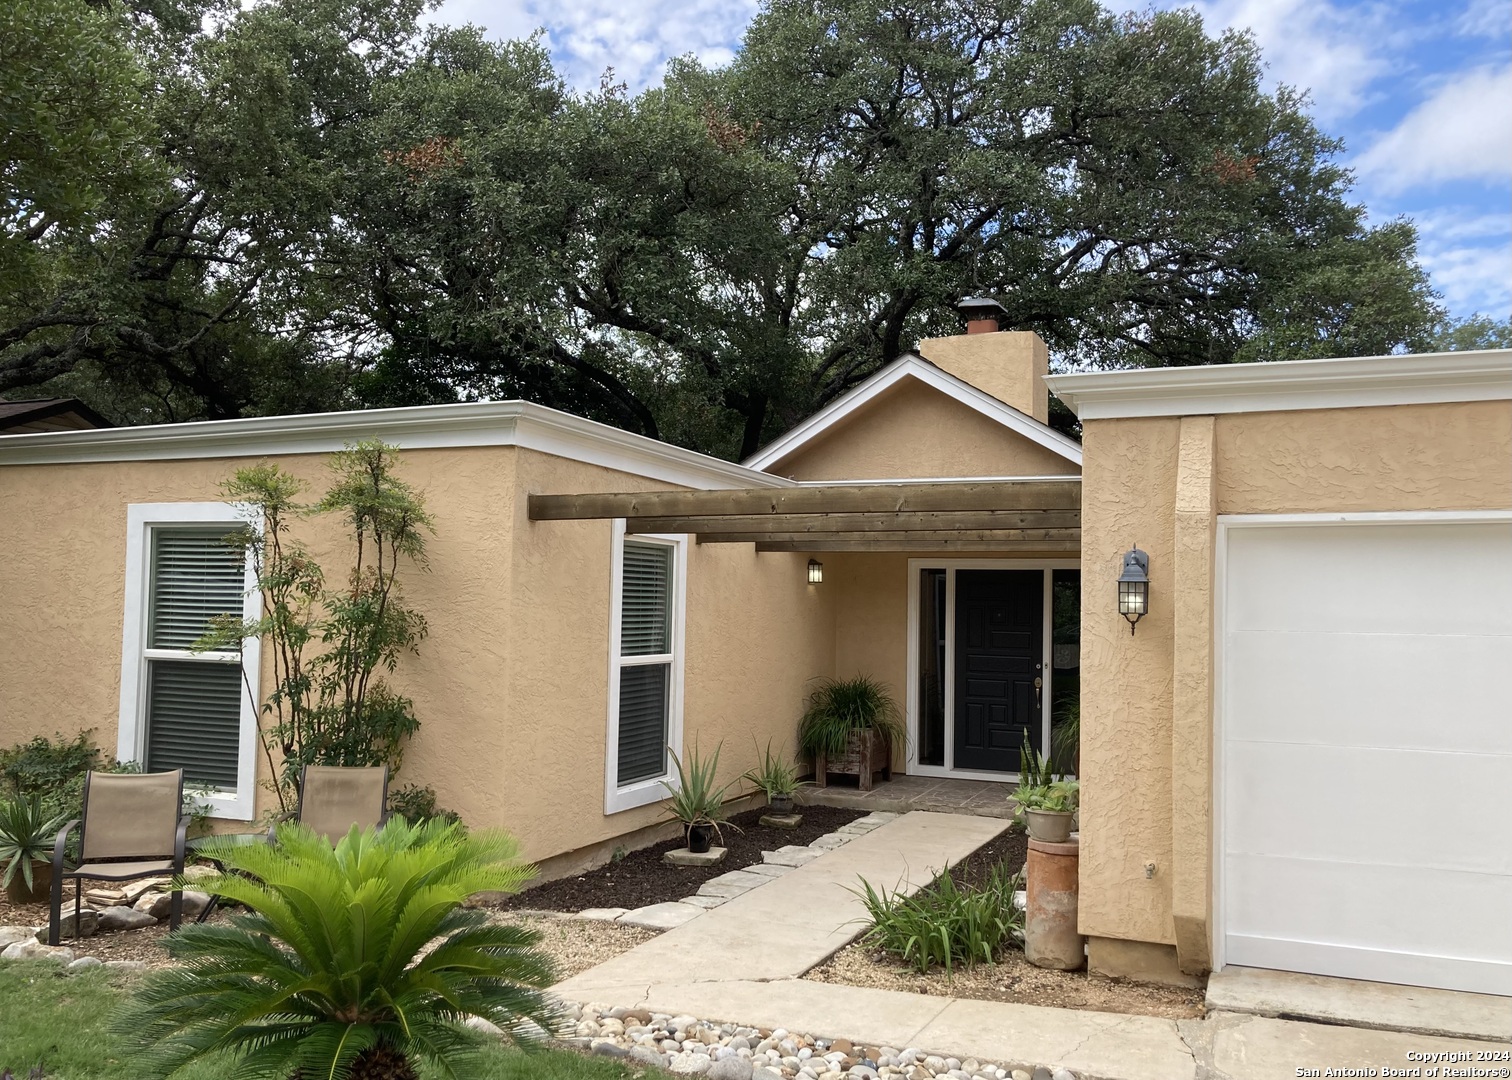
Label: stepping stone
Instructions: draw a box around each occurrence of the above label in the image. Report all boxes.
[678,895,728,909]
[664,846,727,866]
[808,835,848,850]
[762,848,820,867]
[618,902,706,930]
[859,812,900,823]
[576,908,630,921]
[758,813,802,829]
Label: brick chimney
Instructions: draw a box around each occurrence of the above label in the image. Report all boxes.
[917,297,1049,423]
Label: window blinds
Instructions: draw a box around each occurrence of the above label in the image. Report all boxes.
[620,542,670,656]
[149,529,246,649]
[617,664,669,785]
[144,659,241,787]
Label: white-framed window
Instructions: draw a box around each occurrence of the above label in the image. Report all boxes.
[117,503,262,821]
[604,520,686,814]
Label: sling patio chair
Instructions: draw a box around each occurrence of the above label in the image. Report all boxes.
[49,769,189,946]
[266,764,390,845]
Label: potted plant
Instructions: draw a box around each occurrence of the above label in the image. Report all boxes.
[742,739,811,815]
[0,795,66,904]
[798,676,903,791]
[660,742,738,853]
[1013,738,1079,843]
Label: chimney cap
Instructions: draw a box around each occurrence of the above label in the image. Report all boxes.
[955,295,1007,333]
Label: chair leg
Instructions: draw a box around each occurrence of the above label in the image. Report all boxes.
[48,874,65,947]
[169,887,183,932]
[74,888,81,938]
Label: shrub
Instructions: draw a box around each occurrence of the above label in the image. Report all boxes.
[0,730,101,801]
[797,675,904,759]
[386,782,462,826]
[854,861,1023,974]
[114,818,560,1079]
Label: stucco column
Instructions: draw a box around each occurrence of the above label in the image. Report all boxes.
[1171,415,1216,974]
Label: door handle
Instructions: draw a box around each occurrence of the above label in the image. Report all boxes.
[1034,676,1043,710]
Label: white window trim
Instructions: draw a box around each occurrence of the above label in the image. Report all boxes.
[604,520,688,815]
[118,502,263,821]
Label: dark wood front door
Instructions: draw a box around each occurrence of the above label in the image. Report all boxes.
[953,569,1043,772]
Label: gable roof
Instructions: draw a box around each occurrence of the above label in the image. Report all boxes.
[743,353,1083,472]
[0,397,112,433]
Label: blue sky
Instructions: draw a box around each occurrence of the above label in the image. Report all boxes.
[432,0,1512,321]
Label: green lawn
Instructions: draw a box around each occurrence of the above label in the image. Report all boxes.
[0,961,646,1080]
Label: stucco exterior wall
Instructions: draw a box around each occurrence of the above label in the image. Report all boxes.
[765,379,1078,481]
[0,444,838,865]
[917,331,1050,424]
[1077,399,1512,978]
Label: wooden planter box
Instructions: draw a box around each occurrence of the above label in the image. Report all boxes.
[814,728,892,791]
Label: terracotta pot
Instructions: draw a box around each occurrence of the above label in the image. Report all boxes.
[1024,808,1074,844]
[768,794,795,815]
[4,859,52,905]
[685,823,715,854]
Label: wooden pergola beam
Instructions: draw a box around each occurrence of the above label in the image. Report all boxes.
[629,510,1081,535]
[754,540,1082,553]
[698,529,1081,545]
[528,479,1081,521]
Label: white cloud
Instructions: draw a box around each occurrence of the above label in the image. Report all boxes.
[429,0,758,90]
[1457,0,1512,36]
[1354,66,1512,192]
[1397,207,1511,316]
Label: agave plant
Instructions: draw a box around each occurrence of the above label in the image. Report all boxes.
[741,739,811,800]
[0,795,65,893]
[114,818,561,1080]
[660,741,739,837]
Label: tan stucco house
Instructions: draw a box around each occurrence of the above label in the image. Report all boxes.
[1,316,1508,998]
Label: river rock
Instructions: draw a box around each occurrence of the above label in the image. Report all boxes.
[98,906,158,932]
[34,909,97,940]
[2,940,74,963]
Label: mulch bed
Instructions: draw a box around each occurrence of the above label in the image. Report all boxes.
[941,827,1028,889]
[489,805,869,913]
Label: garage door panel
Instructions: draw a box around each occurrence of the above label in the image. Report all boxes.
[1226,523,1512,637]
[1226,631,1512,754]
[1220,519,1512,996]
[1224,853,1512,991]
[1224,741,1512,875]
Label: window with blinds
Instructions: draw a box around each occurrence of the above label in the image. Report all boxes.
[615,540,675,787]
[143,529,245,789]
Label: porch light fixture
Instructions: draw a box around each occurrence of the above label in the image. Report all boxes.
[1118,547,1149,634]
[807,559,824,585]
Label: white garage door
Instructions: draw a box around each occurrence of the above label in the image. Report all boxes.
[1219,516,1512,996]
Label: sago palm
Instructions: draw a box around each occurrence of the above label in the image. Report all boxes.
[114,819,561,1079]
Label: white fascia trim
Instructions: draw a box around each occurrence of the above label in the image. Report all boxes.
[0,399,791,492]
[794,474,1083,486]
[1044,349,1512,420]
[118,502,263,822]
[604,521,689,816]
[744,355,1084,471]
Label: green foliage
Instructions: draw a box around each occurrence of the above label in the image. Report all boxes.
[387,783,462,827]
[0,796,67,890]
[2,0,1450,454]
[197,441,431,810]
[741,739,810,799]
[797,676,904,759]
[1017,735,1059,788]
[114,819,559,1079]
[0,730,101,800]
[1051,696,1080,777]
[660,742,739,837]
[0,961,644,1080]
[854,861,1023,974]
[1430,314,1512,352]
[1015,780,1080,814]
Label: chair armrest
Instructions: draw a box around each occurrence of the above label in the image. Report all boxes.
[265,810,295,845]
[51,819,80,874]
[174,814,191,871]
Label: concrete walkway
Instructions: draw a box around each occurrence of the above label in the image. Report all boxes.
[554,812,1507,1079]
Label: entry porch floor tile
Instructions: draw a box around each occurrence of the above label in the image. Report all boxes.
[802,774,1017,819]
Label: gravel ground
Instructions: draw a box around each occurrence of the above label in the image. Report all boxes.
[0,889,219,968]
[805,943,1205,1019]
[489,805,868,913]
[495,912,660,982]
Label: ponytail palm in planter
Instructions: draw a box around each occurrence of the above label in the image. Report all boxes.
[113,818,560,1080]
[799,676,904,791]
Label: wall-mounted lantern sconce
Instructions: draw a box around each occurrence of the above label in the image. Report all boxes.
[807,559,824,585]
[1118,547,1149,634]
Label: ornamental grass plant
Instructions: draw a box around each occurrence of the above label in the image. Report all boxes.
[853,861,1024,975]
[797,676,904,759]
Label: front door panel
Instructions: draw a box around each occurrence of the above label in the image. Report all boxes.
[953,570,1043,772]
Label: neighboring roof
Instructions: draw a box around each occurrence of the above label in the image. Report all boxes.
[1045,349,1512,420]
[0,399,791,491]
[743,353,1084,472]
[0,397,112,433]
